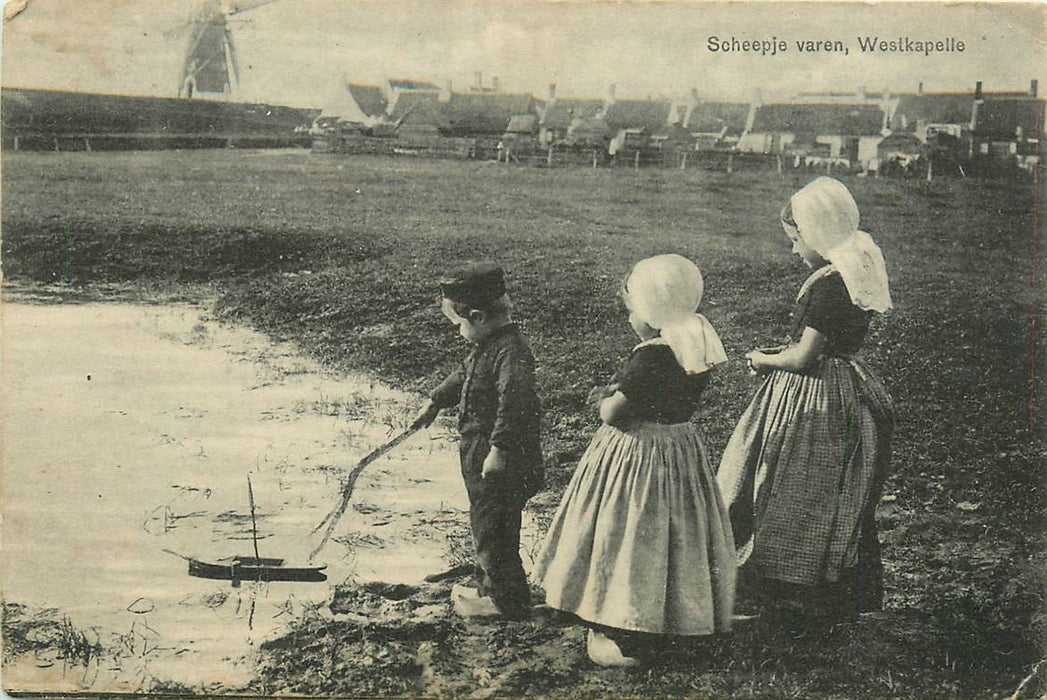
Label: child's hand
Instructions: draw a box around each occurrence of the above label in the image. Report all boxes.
[482,446,508,479]
[410,400,440,430]
[587,384,617,410]
[746,351,772,375]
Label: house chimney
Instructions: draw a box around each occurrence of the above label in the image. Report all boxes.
[918,81,924,95]
[492,76,501,93]
[881,90,892,133]
[745,89,762,132]
[971,82,983,132]
[547,83,557,103]
[607,83,617,104]
[1031,79,1038,97]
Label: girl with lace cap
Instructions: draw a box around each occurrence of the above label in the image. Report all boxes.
[717,177,894,625]
[533,254,736,666]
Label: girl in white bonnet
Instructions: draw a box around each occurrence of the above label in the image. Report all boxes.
[534,253,736,666]
[717,176,894,625]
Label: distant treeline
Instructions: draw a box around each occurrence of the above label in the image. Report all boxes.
[1,88,319,151]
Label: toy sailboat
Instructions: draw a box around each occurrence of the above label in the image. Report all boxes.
[175,475,327,587]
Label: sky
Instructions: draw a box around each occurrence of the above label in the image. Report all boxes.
[2,0,1045,107]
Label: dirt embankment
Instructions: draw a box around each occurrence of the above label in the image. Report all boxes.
[255,570,1047,699]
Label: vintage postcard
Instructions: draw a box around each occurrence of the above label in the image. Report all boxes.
[2,1,1044,697]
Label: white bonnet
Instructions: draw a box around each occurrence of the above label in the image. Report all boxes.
[625,254,727,374]
[788,177,892,313]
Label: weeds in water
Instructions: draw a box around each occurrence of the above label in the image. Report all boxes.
[55,617,104,666]
[520,523,547,569]
[3,603,105,668]
[443,527,473,571]
[333,531,386,549]
[148,679,199,695]
[378,405,415,434]
[200,590,230,610]
[293,389,384,420]
[335,425,365,454]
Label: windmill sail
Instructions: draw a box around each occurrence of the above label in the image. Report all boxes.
[181,1,229,97]
[188,21,232,94]
[179,0,277,99]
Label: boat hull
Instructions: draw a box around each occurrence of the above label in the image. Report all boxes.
[188,556,327,586]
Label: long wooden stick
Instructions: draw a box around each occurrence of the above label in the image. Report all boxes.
[309,425,421,562]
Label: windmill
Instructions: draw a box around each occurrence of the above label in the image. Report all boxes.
[177,0,279,100]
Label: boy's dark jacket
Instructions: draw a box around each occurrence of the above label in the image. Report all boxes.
[430,323,543,498]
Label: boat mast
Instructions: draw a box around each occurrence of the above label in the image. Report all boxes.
[247,474,260,560]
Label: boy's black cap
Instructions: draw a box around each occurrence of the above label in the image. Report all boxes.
[439,262,506,308]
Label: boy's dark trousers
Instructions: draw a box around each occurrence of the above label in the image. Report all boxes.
[460,435,531,620]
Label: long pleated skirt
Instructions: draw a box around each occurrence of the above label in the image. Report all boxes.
[716,357,893,610]
[533,422,736,636]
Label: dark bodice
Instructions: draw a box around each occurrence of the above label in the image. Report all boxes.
[616,343,711,424]
[429,324,542,458]
[790,269,872,356]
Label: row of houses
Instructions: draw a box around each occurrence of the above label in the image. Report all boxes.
[747,81,1044,170]
[320,78,1045,171]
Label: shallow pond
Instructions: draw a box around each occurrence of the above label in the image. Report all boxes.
[1,300,537,693]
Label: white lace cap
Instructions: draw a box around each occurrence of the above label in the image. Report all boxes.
[791,177,893,313]
[625,254,728,374]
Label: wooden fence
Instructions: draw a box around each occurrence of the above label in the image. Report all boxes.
[9,127,1034,181]
[314,136,808,172]
[3,133,312,152]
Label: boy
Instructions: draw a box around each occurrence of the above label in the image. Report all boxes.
[412,262,543,620]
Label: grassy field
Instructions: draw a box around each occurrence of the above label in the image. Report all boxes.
[2,150,1044,697]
